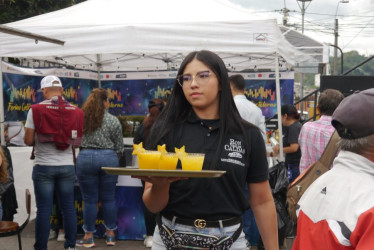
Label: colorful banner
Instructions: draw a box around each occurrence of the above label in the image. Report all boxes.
[101,78,174,116]
[231,72,294,118]
[2,62,294,121]
[51,186,146,240]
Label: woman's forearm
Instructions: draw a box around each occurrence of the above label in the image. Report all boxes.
[249,182,279,250]
[143,181,170,213]
[251,199,279,250]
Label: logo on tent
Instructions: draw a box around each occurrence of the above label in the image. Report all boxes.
[116,74,127,78]
[254,33,267,43]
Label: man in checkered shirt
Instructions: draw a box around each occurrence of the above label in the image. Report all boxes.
[298,89,344,174]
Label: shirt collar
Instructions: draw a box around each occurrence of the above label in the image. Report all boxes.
[234,94,247,100]
[318,115,332,122]
[186,109,220,130]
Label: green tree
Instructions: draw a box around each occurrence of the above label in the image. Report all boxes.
[0,0,85,24]
[330,50,374,76]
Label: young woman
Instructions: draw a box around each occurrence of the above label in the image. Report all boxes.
[272,104,302,183]
[76,88,124,247]
[136,50,278,249]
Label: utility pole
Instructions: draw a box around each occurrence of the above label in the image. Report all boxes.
[333,19,339,75]
[334,1,349,75]
[296,0,312,114]
[282,7,289,26]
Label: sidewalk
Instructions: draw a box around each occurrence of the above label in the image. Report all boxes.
[0,219,294,250]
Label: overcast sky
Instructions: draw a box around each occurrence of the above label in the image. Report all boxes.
[229,0,374,56]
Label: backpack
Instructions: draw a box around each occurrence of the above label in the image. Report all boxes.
[286,131,339,223]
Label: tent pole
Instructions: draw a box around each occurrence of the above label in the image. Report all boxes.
[97,54,102,88]
[0,58,5,146]
[275,54,284,161]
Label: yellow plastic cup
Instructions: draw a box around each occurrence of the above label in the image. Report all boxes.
[181,153,205,171]
[158,153,178,170]
[137,151,162,169]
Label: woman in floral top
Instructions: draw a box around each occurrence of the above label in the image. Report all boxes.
[76,88,123,247]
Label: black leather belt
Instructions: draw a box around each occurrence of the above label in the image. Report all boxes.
[80,147,103,150]
[162,214,241,229]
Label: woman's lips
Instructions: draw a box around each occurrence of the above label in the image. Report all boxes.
[190,92,201,98]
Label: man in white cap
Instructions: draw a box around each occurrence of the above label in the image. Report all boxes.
[24,75,84,250]
[293,88,374,249]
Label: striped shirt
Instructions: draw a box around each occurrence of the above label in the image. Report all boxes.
[298,115,335,173]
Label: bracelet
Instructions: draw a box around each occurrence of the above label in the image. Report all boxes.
[270,152,273,157]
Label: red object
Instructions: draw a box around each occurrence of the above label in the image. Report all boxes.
[32,96,84,150]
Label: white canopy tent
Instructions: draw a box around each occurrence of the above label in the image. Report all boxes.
[0,0,319,71]
[0,0,325,157]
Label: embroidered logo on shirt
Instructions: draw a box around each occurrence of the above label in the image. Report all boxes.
[228,152,242,159]
[221,139,245,167]
[224,139,245,154]
[321,187,327,195]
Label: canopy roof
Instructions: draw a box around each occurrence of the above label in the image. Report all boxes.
[0,0,323,72]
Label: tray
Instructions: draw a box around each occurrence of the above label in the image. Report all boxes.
[102,167,226,178]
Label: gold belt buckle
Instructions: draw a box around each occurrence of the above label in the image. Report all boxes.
[194,219,207,228]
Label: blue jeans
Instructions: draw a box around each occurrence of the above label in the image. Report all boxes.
[242,185,260,246]
[32,165,77,250]
[76,149,118,233]
[0,200,2,220]
[152,216,246,250]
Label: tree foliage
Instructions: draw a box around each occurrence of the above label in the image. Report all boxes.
[0,0,85,24]
[297,50,374,87]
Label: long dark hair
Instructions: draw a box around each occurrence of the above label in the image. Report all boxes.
[146,50,251,166]
[143,98,166,141]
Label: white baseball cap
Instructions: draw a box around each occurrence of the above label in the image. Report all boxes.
[38,75,63,92]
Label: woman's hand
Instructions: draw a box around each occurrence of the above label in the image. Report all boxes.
[132,176,187,214]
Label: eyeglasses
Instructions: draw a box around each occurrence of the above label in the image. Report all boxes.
[177,70,212,87]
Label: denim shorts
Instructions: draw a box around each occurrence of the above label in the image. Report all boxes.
[152,216,246,250]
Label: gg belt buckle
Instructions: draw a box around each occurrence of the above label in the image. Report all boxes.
[194,219,207,228]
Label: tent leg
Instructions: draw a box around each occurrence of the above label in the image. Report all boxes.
[97,54,101,88]
[275,54,284,161]
[0,58,5,146]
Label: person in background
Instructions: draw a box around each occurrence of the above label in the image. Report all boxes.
[134,98,166,248]
[4,121,26,147]
[0,145,18,222]
[0,147,9,220]
[134,99,166,145]
[136,50,278,250]
[24,75,83,250]
[229,74,266,248]
[272,104,302,183]
[229,74,266,141]
[293,88,374,250]
[298,89,344,173]
[76,88,123,248]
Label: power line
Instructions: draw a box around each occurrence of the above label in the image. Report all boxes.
[343,16,374,50]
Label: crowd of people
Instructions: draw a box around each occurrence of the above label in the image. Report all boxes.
[0,49,373,250]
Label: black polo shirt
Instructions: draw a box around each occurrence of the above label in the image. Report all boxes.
[158,111,268,220]
[283,121,302,167]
